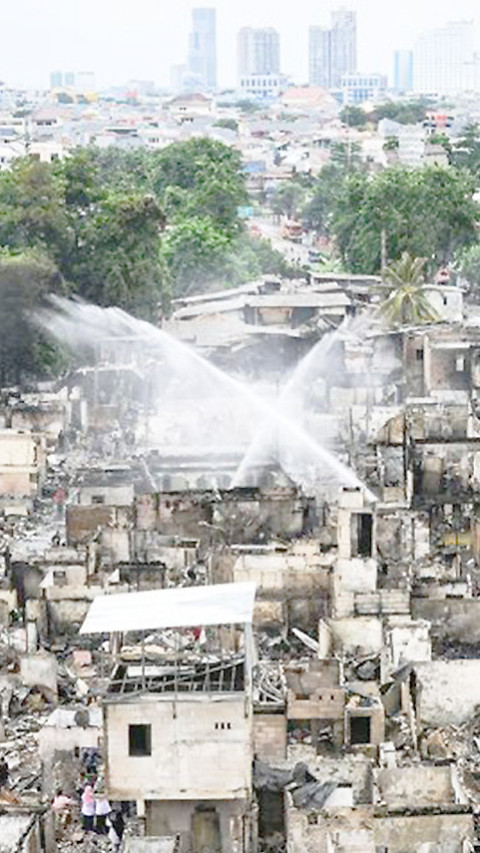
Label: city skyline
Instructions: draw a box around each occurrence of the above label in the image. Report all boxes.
[309,10,357,89]
[237,27,280,80]
[3,0,480,91]
[188,8,217,91]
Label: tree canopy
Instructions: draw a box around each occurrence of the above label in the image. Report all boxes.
[380,252,438,326]
[451,123,480,177]
[372,99,430,126]
[0,140,289,313]
[302,161,480,274]
[340,105,367,128]
[0,251,67,384]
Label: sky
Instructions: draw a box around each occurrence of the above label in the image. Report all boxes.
[3,0,480,90]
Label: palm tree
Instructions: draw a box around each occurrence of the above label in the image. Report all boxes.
[380,252,439,325]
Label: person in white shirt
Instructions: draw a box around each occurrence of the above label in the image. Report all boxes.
[95,793,111,835]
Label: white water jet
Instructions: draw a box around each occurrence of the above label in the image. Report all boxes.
[39,297,376,500]
[232,314,373,490]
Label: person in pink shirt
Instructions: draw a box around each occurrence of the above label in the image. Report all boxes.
[52,789,74,835]
[81,783,95,831]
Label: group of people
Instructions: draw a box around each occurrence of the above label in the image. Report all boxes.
[52,783,125,850]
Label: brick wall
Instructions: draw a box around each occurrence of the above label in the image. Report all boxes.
[253,713,286,763]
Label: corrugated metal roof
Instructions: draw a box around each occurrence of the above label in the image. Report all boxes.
[247,293,350,308]
[80,582,256,634]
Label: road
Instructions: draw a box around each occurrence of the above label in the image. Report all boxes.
[250,217,311,267]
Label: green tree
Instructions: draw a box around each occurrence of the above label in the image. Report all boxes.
[383,136,399,151]
[0,158,70,258]
[340,105,367,128]
[161,217,232,296]
[455,243,480,291]
[373,99,429,125]
[68,192,168,316]
[222,233,297,285]
[0,140,275,317]
[380,252,438,325]
[451,123,480,176]
[236,100,261,113]
[428,132,452,159]
[302,142,363,234]
[213,118,238,132]
[332,166,479,273]
[0,251,67,384]
[271,182,305,219]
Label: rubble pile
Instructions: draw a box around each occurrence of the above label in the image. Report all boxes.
[1,281,480,851]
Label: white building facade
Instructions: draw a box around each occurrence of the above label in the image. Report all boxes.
[413,21,477,95]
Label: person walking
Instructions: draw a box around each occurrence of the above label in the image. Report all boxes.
[108,809,124,852]
[95,792,111,834]
[52,789,74,836]
[0,757,9,789]
[81,783,95,831]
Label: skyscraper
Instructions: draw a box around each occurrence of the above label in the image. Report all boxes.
[188,8,217,91]
[308,9,356,89]
[330,8,357,88]
[413,21,474,95]
[309,27,331,88]
[394,51,413,93]
[237,28,280,79]
[50,71,63,89]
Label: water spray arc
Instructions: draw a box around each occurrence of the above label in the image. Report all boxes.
[232,323,343,488]
[40,298,376,500]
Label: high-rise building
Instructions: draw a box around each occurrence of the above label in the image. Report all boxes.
[308,9,356,89]
[394,50,414,93]
[237,28,280,79]
[413,21,474,95]
[64,72,75,87]
[188,7,217,91]
[50,71,63,89]
[330,8,357,88]
[308,27,331,88]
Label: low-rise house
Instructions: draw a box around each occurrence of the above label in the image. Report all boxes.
[80,582,256,853]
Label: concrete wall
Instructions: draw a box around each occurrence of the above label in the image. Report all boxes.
[374,811,474,852]
[0,431,45,497]
[345,703,385,747]
[46,599,93,633]
[253,600,285,629]
[253,713,287,763]
[79,484,134,506]
[10,403,65,441]
[287,688,344,721]
[388,620,432,669]
[412,598,480,643]
[0,471,33,496]
[286,803,374,853]
[416,660,480,725]
[105,693,252,800]
[20,651,58,696]
[0,431,36,466]
[329,618,383,656]
[145,798,248,853]
[39,719,101,763]
[376,767,454,807]
[136,493,213,537]
[334,558,377,595]
[66,505,132,545]
[232,552,330,595]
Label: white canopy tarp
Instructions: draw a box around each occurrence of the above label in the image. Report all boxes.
[79,582,256,635]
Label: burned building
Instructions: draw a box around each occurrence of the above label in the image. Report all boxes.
[80,583,256,853]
